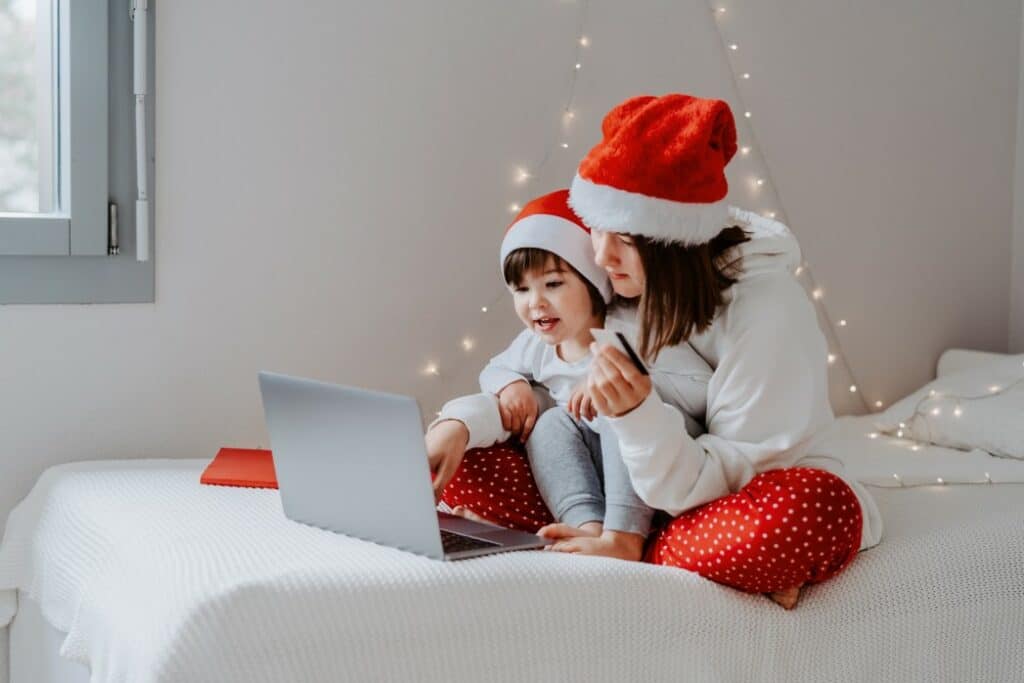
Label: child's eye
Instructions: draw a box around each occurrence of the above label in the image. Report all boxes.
[513,286,528,293]
[545,281,563,289]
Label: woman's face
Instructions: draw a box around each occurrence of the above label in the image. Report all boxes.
[592,230,645,298]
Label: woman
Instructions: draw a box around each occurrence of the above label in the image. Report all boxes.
[548,93,883,608]
[433,93,883,609]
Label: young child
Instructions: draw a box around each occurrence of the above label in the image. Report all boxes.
[426,189,710,559]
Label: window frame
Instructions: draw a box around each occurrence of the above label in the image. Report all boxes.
[0,0,155,304]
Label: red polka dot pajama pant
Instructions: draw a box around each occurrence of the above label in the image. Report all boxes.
[442,446,862,594]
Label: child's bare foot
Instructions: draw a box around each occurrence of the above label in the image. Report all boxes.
[767,585,803,610]
[537,521,602,541]
[451,505,502,527]
[549,529,645,561]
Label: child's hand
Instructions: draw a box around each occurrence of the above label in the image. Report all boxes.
[425,420,470,502]
[568,383,597,422]
[497,380,539,441]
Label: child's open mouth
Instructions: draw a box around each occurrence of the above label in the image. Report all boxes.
[534,317,560,332]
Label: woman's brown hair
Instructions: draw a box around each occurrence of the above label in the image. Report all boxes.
[630,226,751,361]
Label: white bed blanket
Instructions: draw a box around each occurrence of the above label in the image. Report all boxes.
[1,456,1023,682]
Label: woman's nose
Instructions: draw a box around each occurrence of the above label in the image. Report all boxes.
[593,232,614,267]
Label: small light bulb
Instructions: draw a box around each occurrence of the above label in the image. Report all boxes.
[560,142,569,149]
[515,168,531,184]
[740,146,751,155]
[461,338,475,351]
[730,43,738,50]
[575,63,581,70]
[985,472,992,483]
[755,179,764,187]
[767,211,776,219]
[838,319,847,327]
[954,406,962,417]
[989,385,1001,393]
[899,422,906,429]
[579,36,590,46]
[849,385,857,393]
[937,477,945,485]
[897,430,904,438]
[869,432,879,439]
[744,111,752,118]
[481,306,488,313]
[930,407,941,416]
[928,389,937,397]
[875,400,884,408]
[508,203,521,213]
[564,110,576,121]
[911,444,922,451]
[827,354,836,364]
[794,265,804,276]
[424,363,439,376]
[742,73,751,80]
[717,7,726,14]
[812,288,823,300]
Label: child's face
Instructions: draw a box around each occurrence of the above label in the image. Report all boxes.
[510,258,596,347]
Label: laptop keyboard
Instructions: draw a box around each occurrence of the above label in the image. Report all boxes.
[440,529,501,554]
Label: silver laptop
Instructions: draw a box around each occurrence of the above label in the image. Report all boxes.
[258,371,550,560]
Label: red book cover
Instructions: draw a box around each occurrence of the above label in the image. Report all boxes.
[200,448,279,489]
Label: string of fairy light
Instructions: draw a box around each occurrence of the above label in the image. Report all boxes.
[420,0,592,379]
[713,2,1024,485]
[709,2,872,414]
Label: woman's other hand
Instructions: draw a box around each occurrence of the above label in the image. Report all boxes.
[425,420,469,502]
[588,343,652,418]
[497,380,539,441]
[568,382,597,421]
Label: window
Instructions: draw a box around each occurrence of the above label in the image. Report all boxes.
[0,0,155,304]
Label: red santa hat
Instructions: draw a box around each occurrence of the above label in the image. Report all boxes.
[500,189,612,303]
[568,93,738,246]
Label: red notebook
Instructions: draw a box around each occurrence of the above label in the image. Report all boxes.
[200,448,279,489]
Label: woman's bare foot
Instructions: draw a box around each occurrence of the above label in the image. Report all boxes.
[537,521,602,541]
[548,529,645,561]
[767,585,803,610]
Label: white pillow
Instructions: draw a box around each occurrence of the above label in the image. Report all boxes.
[874,354,1024,460]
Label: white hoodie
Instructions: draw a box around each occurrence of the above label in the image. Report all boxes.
[605,208,883,551]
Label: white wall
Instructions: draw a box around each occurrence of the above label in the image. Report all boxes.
[1,0,1020,523]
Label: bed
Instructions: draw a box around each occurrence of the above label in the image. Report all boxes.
[2,349,1022,683]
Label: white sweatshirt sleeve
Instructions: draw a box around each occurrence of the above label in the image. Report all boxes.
[427,393,511,449]
[606,278,833,516]
[478,329,544,395]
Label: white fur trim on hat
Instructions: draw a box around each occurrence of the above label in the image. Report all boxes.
[569,174,731,246]
[500,213,612,303]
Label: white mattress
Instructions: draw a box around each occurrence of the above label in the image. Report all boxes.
[1,446,1023,683]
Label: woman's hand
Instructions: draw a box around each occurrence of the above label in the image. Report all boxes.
[568,382,597,422]
[425,419,469,502]
[587,343,653,418]
[497,380,539,441]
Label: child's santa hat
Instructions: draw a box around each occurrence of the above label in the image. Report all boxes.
[500,189,612,303]
[569,93,738,246]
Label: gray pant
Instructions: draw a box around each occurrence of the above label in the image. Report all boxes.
[525,408,654,536]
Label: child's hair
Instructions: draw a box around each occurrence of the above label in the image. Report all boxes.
[503,248,606,317]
